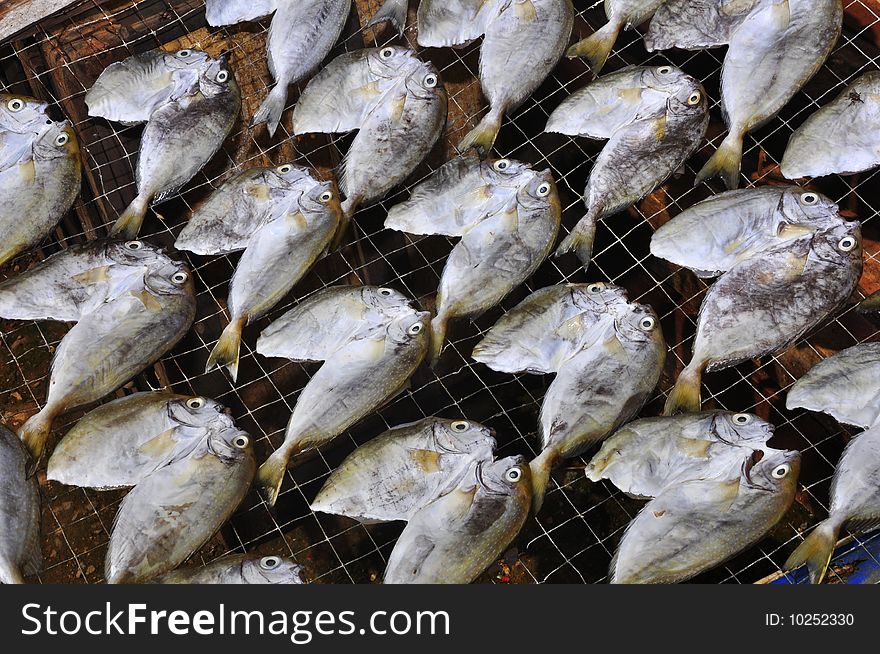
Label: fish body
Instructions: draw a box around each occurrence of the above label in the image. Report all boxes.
[311,417,497,522]
[47,391,235,490]
[157,554,304,584]
[110,56,241,238]
[0,426,41,584]
[205,0,278,25]
[695,0,843,189]
[782,72,880,179]
[644,0,760,51]
[587,411,776,498]
[0,94,51,172]
[105,427,255,584]
[384,455,532,584]
[650,186,845,277]
[611,448,800,583]
[0,119,81,266]
[548,65,708,268]
[664,220,863,415]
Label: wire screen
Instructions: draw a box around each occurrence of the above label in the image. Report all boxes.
[0,0,878,584]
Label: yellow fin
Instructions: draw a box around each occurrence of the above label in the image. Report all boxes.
[410,448,442,473]
[72,265,110,285]
[130,289,163,313]
[136,428,178,459]
[514,0,537,22]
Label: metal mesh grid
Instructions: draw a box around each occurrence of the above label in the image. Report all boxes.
[0,0,878,584]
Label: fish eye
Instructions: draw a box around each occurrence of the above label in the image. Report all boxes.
[536,182,551,197]
[319,190,334,203]
[587,283,604,294]
[125,240,143,250]
[638,316,656,331]
[276,164,293,174]
[423,73,438,88]
[837,236,857,252]
[504,467,522,483]
[216,70,229,83]
[6,98,25,112]
[733,413,752,425]
[232,434,250,449]
[378,287,393,297]
[451,420,470,432]
[800,192,819,205]
[186,397,205,410]
[380,47,395,60]
[771,463,790,479]
[260,556,281,570]
[54,132,69,147]
[171,271,188,284]
[407,322,423,335]
[687,91,702,105]
[493,159,510,171]
[177,49,192,58]
[657,66,672,75]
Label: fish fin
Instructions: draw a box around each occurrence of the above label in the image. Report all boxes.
[554,212,598,269]
[410,448,442,473]
[695,131,744,190]
[250,83,288,137]
[110,194,150,239]
[257,449,291,507]
[529,449,557,515]
[206,316,247,382]
[0,566,26,585]
[458,107,504,157]
[565,21,622,74]
[857,290,880,314]
[429,314,449,367]
[783,519,840,584]
[71,265,110,285]
[332,197,357,250]
[18,408,55,472]
[366,0,408,35]
[663,362,703,415]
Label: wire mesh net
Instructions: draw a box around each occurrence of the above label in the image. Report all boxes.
[1,0,878,584]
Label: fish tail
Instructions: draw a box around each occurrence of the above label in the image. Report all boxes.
[529,449,558,515]
[695,131,744,190]
[250,84,288,137]
[257,448,292,507]
[565,21,622,74]
[110,194,150,239]
[366,0,408,35]
[206,316,247,382]
[428,314,448,368]
[458,106,503,157]
[663,362,703,415]
[0,565,26,584]
[18,407,55,473]
[554,213,598,269]
[857,290,880,314]
[783,518,841,584]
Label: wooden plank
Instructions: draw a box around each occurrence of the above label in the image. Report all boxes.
[0,0,84,43]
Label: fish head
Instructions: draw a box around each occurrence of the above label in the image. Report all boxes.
[477,455,532,503]
[241,556,305,584]
[572,282,630,312]
[268,162,312,188]
[612,300,664,346]
[405,60,446,101]
[780,187,841,230]
[360,285,414,316]
[516,168,559,212]
[299,177,343,220]
[430,418,497,458]
[741,448,800,494]
[810,220,862,266]
[367,45,419,80]
[0,94,49,133]
[161,47,212,72]
[199,54,236,98]
[142,253,195,298]
[206,426,253,464]
[665,71,708,118]
[167,395,233,430]
[386,310,431,348]
[32,120,79,161]
[711,412,775,446]
[481,156,533,188]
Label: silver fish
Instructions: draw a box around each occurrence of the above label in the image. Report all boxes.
[650,186,845,277]
[611,448,800,583]
[384,455,532,584]
[694,0,843,189]
[587,411,777,498]
[0,94,50,171]
[0,119,81,266]
[109,55,241,239]
[388,164,560,365]
[178,164,342,382]
[644,0,760,52]
[85,48,212,125]
[367,0,411,34]
[457,0,574,154]
[474,283,665,511]
[205,0,351,137]
[782,72,880,179]
[664,220,863,415]
[567,0,664,73]
[311,417,497,522]
[787,342,880,430]
[105,426,255,584]
[784,422,880,583]
[0,240,197,462]
[157,554,304,584]
[0,426,41,584]
[256,296,430,506]
[548,65,708,268]
[47,391,234,490]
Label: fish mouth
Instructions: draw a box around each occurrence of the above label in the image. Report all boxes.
[742,449,772,491]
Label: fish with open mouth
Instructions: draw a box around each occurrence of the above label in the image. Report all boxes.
[176,163,342,381]
[546,64,708,268]
[384,455,532,584]
[664,220,863,415]
[311,417,497,522]
[157,554,305,584]
[611,448,800,583]
[0,426,41,584]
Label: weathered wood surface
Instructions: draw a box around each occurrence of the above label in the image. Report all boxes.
[0,0,86,42]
